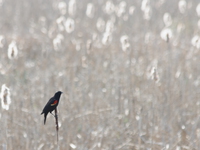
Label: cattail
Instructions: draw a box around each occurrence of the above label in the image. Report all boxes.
[86,3,95,18]
[104,1,115,15]
[120,35,130,51]
[102,32,112,45]
[86,39,92,51]
[53,34,64,51]
[141,0,150,11]
[96,18,105,32]
[196,3,200,17]
[197,128,200,139]
[0,0,3,6]
[0,84,11,110]
[68,0,76,16]
[175,69,181,78]
[163,13,172,27]
[129,6,135,15]
[8,41,18,59]
[178,0,187,14]
[115,1,126,17]
[141,0,151,20]
[147,60,158,80]
[160,28,173,42]
[144,7,152,20]
[56,16,65,31]
[191,35,200,49]
[58,1,67,15]
[70,143,77,149]
[76,43,81,51]
[0,35,5,48]
[65,18,75,33]
[71,38,82,51]
[151,67,160,83]
[81,56,87,68]
[105,19,115,33]
[198,20,200,30]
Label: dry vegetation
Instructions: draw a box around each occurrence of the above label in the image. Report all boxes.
[0,0,200,149]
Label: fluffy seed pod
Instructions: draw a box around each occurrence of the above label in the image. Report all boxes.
[1,84,11,110]
[8,41,18,59]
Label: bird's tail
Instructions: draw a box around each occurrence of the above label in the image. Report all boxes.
[44,113,47,125]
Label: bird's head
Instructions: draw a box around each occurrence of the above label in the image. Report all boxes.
[54,91,63,99]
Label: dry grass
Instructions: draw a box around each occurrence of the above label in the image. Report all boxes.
[0,0,200,149]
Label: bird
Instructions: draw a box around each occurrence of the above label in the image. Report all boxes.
[41,91,62,124]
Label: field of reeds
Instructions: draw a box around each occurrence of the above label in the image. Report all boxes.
[0,0,200,149]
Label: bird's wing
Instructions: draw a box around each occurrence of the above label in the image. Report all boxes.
[47,97,58,106]
[50,99,58,106]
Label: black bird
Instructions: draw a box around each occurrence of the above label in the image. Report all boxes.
[41,91,62,124]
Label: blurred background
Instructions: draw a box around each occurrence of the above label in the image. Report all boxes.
[0,0,200,149]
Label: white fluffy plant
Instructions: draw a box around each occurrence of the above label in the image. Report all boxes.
[0,84,11,110]
[8,41,18,59]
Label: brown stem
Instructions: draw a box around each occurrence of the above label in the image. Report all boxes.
[55,108,59,144]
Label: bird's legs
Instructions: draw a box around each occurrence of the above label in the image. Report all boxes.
[50,112,55,117]
[50,111,58,118]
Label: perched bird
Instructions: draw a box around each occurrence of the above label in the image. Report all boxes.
[41,91,62,124]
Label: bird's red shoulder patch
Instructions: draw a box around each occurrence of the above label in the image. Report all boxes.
[51,100,58,106]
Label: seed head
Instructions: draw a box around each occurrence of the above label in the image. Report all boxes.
[102,32,112,45]
[104,1,115,15]
[96,18,105,32]
[151,67,160,83]
[0,35,5,48]
[1,84,11,110]
[58,1,67,15]
[8,41,18,59]
[86,3,95,18]
[163,13,172,27]
[191,35,200,49]
[179,0,187,14]
[160,28,173,42]
[141,0,152,20]
[120,35,130,51]
[143,6,152,20]
[65,18,75,33]
[141,0,150,12]
[86,39,92,51]
[105,19,115,33]
[68,0,76,16]
[115,1,126,17]
[53,34,64,51]
[196,3,200,17]
[129,6,135,15]
[56,16,65,31]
